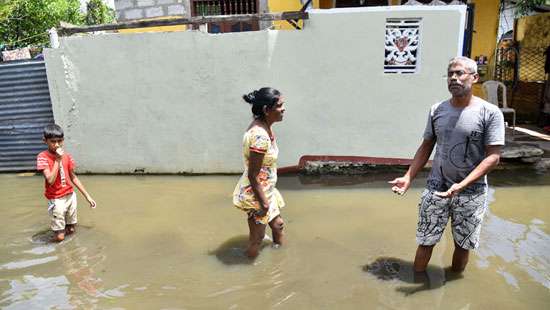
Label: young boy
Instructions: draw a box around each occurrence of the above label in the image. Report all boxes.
[36,124,96,242]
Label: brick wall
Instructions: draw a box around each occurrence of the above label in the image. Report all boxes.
[114,0,189,21]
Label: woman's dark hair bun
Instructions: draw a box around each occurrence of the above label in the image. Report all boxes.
[242,90,259,104]
[242,87,281,119]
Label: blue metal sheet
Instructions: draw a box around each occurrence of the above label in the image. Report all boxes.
[0,60,54,172]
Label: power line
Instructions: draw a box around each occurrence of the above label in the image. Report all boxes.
[3,31,48,46]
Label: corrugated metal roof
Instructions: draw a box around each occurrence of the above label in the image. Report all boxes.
[0,60,53,172]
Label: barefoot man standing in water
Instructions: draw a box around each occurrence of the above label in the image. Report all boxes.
[389,56,505,273]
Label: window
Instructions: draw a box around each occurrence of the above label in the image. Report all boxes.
[191,0,259,33]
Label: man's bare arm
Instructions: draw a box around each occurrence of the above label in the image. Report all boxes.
[389,139,435,195]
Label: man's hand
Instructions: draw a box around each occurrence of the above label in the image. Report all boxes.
[86,196,97,208]
[434,183,463,198]
[389,176,411,196]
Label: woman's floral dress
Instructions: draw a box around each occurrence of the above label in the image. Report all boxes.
[233,126,285,224]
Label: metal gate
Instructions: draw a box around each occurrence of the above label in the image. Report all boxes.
[494,46,518,85]
[0,60,54,172]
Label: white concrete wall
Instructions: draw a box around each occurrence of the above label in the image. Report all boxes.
[45,6,466,173]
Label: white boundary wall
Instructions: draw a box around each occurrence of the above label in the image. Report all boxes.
[45,6,466,173]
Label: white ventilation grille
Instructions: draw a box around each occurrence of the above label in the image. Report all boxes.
[384,18,422,74]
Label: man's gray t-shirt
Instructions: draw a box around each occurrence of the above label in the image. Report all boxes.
[422,98,505,194]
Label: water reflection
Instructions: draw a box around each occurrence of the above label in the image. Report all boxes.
[0,275,71,310]
[297,171,408,187]
[57,241,105,298]
[0,256,58,271]
[363,257,464,296]
[0,236,108,309]
[477,208,550,289]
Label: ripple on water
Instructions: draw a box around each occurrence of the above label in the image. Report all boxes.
[29,225,94,244]
[22,245,56,255]
[0,256,58,271]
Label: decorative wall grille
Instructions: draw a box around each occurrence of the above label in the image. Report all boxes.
[384,18,421,74]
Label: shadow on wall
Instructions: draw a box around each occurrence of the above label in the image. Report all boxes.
[363,256,464,296]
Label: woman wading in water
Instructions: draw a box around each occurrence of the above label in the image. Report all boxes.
[233,87,286,258]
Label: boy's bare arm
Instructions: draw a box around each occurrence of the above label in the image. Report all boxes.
[42,159,61,185]
[69,170,97,208]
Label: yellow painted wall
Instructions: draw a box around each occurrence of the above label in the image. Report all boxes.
[470,0,499,61]
[470,0,499,97]
[515,12,550,82]
[516,12,550,47]
[117,17,187,34]
[269,0,320,30]
[118,25,187,34]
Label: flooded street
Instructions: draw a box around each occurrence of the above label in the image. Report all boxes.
[0,172,549,309]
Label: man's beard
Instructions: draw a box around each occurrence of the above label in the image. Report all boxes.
[449,84,470,97]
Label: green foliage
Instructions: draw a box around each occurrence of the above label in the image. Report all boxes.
[0,1,19,21]
[85,0,115,26]
[513,0,547,16]
[0,0,117,49]
[0,0,83,49]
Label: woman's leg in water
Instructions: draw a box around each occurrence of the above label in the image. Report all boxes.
[246,216,266,258]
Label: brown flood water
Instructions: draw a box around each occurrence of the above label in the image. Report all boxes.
[0,171,549,309]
